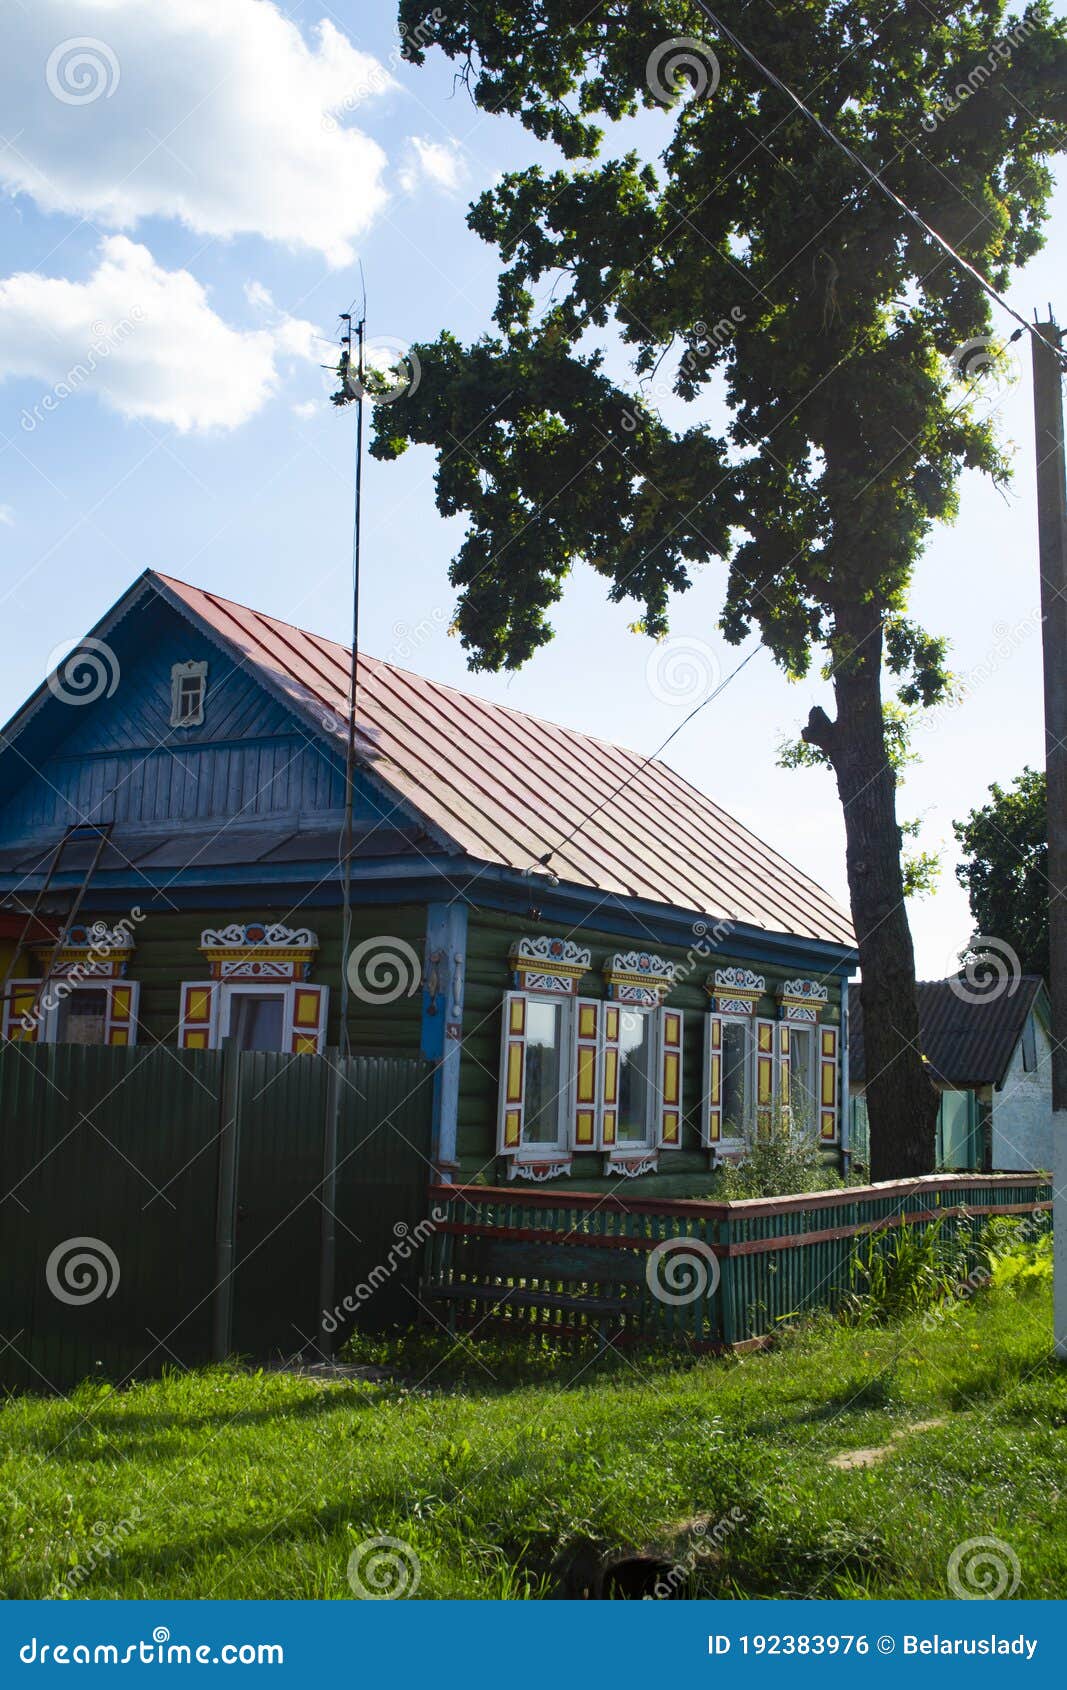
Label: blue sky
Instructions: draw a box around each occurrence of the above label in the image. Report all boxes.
[1,0,1064,974]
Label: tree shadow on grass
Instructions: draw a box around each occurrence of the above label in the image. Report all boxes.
[24,1386,386,1463]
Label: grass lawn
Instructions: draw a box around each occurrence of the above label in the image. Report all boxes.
[2,1275,1064,1600]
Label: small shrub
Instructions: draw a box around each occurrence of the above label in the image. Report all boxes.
[707,1124,842,1200]
[988,1226,1052,1293]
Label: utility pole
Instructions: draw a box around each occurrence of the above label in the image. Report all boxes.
[1032,317,1067,1358]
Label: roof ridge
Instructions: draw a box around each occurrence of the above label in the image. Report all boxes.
[146,570,854,946]
[151,572,847,894]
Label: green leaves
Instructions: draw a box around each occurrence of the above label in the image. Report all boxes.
[953,767,1049,976]
[383,2,1066,690]
[370,328,733,666]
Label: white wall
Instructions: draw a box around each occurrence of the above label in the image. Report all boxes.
[991,1014,1053,1172]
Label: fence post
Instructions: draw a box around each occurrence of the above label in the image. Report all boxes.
[212,1038,242,1363]
[316,1049,341,1361]
[718,1211,734,1347]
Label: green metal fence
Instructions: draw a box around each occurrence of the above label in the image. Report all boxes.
[423,1173,1052,1350]
[0,1042,433,1393]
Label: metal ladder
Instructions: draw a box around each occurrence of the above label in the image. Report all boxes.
[0,822,113,1031]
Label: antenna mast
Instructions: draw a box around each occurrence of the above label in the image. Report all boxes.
[334,308,366,1059]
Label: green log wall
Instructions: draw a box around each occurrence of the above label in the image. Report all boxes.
[100,903,427,1054]
[459,907,844,1197]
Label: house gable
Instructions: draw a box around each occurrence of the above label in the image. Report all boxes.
[0,587,436,871]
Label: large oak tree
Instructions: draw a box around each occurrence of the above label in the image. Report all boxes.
[372,1,1067,1178]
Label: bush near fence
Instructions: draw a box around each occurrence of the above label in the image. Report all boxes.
[421,1174,1052,1350]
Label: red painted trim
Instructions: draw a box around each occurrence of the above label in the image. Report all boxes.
[723,1199,1050,1256]
[428,1173,1048,1222]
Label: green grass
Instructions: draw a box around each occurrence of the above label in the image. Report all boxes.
[2,1277,1065,1599]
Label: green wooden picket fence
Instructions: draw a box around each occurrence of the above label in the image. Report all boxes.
[423,1173,1052,1350]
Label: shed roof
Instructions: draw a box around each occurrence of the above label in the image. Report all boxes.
[849,976,1047,1090]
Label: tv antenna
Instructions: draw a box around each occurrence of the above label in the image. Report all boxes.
[330,294,366,1060]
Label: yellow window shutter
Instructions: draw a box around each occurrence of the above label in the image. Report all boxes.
[702,1011,723,1145]
[2,981,41,1043]
[105,980,140,1047]
[497,991,528,1152]
[755,1018,776,1139]
[778,1021,791,1128]
[178,981,218,1050]
[657,1007,684,1147]
[288,984,329,1054]
[819,1024,840,1140]
[599,1001,622,1148]
[573,997,600,1149]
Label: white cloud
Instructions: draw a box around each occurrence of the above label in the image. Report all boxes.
[244,281,275,312]
[1,0,394,265]
[0,237,319,432]
[0,505,14,526]
[398,136,466,195]
[291,400,319,420]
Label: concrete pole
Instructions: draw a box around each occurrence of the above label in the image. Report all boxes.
[1031,320,1067,1358]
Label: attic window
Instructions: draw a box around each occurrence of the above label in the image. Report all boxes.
[170,661,208,728]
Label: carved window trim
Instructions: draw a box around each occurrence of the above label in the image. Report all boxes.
[170,660,208,728]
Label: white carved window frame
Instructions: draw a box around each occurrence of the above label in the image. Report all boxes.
[705,968,766,1152]
[498,935,592,1179]
[498,988,577,1164]
[170,660,208,728]
[717,1012,756,1147]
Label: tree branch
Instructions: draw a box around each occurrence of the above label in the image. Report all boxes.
[802,703,838,759]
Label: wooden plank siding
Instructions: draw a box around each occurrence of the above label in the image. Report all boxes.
[0,737,345,835]
[458,907,845,1197]
[0,602,347,836]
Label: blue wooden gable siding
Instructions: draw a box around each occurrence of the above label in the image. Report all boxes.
[0,595,355,844]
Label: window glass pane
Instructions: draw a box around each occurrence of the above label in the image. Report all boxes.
[179,678,202,719]
[789,1026,816,1134]
[722,1020,750,1136]
[524,998,563,1145]
[230,993,285,1052]
[617,1010,654,1144]
[56,988,107,1045]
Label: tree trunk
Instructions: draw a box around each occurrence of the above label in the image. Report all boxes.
[804,612,938,1181]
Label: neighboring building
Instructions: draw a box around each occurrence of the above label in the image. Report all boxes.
[0,571,856,1195]
[848,977,1052,1173]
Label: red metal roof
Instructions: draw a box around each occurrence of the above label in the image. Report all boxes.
[152,572,855,948]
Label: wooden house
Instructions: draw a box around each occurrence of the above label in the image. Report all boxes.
[848,977,1052,1174]
[0,572,856,1195]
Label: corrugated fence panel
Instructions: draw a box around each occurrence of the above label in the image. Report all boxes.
[0,1044,223,1392]
[231,1052,331,1364]
[332,1055,435,1334]
[0,1043,434,1392]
